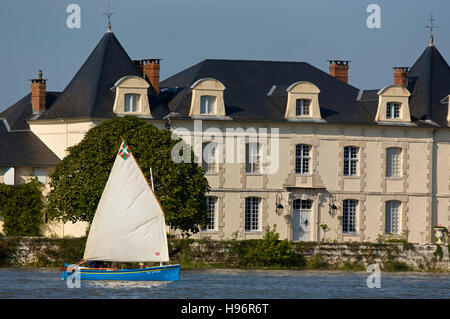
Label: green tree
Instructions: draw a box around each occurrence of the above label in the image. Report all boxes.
[241,225,304,267]
[0,178,44,236]
[47,116,210,235]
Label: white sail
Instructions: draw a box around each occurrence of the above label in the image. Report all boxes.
[83,142,169,262]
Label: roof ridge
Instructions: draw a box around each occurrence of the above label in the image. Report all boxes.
[203,58,309,64]
[90,34,109,117]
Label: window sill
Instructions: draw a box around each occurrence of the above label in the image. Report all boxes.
[245,231,263,234]
[385,176,403,180]
[343,176,360,179]
[245,173,263,176]
[201,230,218,233]
[205,172,219,176]
[342,233,358,237]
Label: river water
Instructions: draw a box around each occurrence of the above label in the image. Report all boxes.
[0,268,448,299]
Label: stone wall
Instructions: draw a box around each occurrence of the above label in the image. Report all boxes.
[0,237,448,271]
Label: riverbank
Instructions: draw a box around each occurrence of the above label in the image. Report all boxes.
[0,236,448,271]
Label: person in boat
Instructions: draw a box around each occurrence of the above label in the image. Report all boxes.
[87,260,104,268]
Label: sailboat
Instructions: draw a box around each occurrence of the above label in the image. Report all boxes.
[61,139,181,281]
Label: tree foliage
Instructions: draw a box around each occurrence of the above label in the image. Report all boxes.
[47,116,210,235]
[232,225,305,267]
[0,178,44,236]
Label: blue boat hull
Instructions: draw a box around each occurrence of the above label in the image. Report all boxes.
[61,264,181,281]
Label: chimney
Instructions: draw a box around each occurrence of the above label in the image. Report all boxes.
[328,60,350,83]
[30,70,47,114]
[392,66,409,87]
[133,60,145,77]
[134,59,161,96]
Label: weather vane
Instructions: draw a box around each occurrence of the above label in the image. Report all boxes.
[103,2,116,32]
[425,13,438,46]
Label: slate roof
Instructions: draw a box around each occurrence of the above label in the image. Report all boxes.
[0,123,60,167]
[358,45,450,127]
[0,92,61,167]
[22,32,449,128]
[160,59,377,124]
[0,92,60,131]
[2,31,448,169]
[407,45,450,126]
[36,32,169,120]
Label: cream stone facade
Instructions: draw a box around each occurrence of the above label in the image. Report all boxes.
[26,116,450,243]
[1,31,448,244]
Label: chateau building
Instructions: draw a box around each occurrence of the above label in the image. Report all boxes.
[0,28,449,243]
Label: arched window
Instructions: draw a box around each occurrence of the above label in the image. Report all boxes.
[386,147,402,177]
[342,199,358,234]
[245,197,260,231]
[385,200,401,234]
[343,146,359,176]
[295,144,311,174]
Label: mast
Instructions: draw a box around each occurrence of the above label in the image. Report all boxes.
[150,166,162,266]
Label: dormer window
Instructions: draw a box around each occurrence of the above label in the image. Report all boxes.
[285,81,322,121]
[189,78,226,117]
[296,99,311,116]
[375,85,411,123]
[112,75,151,118]
[200,96,216,114]
[386,102,401,119]
[124,93,140,112]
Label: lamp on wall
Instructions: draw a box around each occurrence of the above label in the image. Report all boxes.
[329,193,338,216]
[276,192,285,215]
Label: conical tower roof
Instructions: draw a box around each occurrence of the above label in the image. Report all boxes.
[407,44,450,126]
[38,32,141,120]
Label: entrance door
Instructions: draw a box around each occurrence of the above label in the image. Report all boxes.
[292,199,312,241]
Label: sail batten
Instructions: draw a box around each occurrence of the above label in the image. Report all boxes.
[83,142,169,262]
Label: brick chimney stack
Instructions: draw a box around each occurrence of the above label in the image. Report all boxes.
[134,59,161,96]
[30,70,47,114]
[328,60,350,83]
[392,67,409,87]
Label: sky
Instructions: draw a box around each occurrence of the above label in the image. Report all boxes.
[0,0,448,112]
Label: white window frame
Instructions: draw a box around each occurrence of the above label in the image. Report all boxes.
[245,197,260,231]
[295,99,311,116]
[202,142,218,173]
[343,146,359,176]
[295,144,311,174]
[385,201,401,234]
[342,199,357,234]
[33,168,47,184]
[293,199,312,211]
[3,167,15,185]
[246,143,261,174]
[124,93,140,112]
[386,102,401,119]
[200,95,216,114]
[202,197,217,231]
[386,147,402,177]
